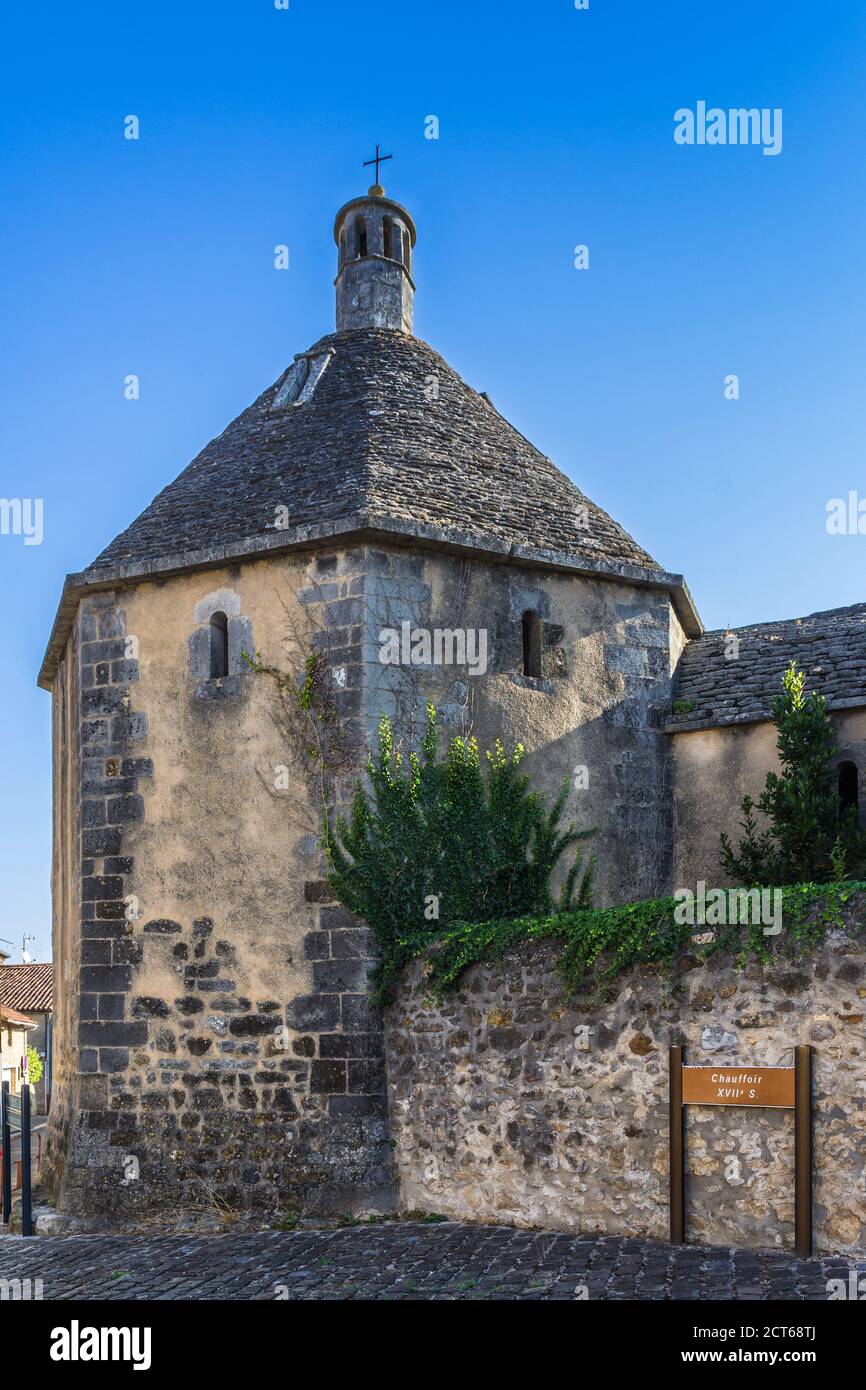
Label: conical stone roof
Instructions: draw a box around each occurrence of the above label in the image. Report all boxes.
[87,327,661,576]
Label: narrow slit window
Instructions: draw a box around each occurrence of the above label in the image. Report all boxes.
[355,216,367,258]
[522,610,542,679]
[382,216,394,260]
[839,760,859,814]
[402,228,411,272]
[210,611,229,678]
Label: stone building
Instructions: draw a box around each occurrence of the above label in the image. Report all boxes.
[669,605,866,884]
[0,1004,38,1098]
[0,961,54,1111]
[37,180,864,1221]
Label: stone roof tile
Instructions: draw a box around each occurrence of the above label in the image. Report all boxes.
[86,328,661,576]
[670,603,866,730]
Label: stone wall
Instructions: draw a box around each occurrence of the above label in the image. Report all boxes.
[45,557,395,1220]
[386,929,866,1254]
[45,536,688,1220]
[356,547,686,908]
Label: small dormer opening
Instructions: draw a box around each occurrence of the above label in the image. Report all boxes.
[210,611,229,678]
[522,610,542,679]
[271,352,332,411]
[354,216,367,258]
[839,760,859,814]
[272,356,310,409]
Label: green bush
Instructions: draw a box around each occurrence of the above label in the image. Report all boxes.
[325,703,595,1003]
[26,1046,43,1086]
[721,662,866,885]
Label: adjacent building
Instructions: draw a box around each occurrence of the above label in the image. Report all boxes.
[0,962,54,1112]
[0,1005,38,1099]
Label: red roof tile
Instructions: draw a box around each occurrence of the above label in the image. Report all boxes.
[0,963,53,1013]
[0,1003,38,1028]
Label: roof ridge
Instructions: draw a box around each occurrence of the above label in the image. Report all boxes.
[698,600,866,639]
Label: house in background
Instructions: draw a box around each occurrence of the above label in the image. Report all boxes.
[0,963,53,1112]
[0,1004,38,1098]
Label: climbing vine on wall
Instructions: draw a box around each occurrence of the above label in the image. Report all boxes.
[244,640,356,822]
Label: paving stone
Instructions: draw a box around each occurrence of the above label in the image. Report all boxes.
[0,1224,845,1301]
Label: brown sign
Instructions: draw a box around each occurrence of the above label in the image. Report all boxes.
[681,1065,795,1109]
[670,1046,812,1258]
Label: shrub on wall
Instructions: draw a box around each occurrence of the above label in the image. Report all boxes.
[325,703,595,1002]
[721,663,866,885]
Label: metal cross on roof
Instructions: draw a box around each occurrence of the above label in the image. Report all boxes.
[363,144,392,187]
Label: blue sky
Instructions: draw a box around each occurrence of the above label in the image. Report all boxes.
[2,0,865,956]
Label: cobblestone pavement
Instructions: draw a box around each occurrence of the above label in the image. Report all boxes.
[0,1222,859,1300]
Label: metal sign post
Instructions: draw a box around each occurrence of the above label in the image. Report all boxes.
[0,1081,11,1224]
[20,1084,33,1236]
[794,1045,813,1258]
[669,1045,685,1245]
[669,1044,813,1257]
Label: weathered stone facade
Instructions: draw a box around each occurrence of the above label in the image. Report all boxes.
[386,928,866,1254]
[43,559,396,1218]
[668,603,866,890]
[40,178,866,1237]
[43,537,689,1218]
[671,710,866,891]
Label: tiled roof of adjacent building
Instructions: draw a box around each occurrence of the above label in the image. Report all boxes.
[669,603,866,731]
[0,1003,38,1028]
[0,962,54,1013]
[85,328,661,576]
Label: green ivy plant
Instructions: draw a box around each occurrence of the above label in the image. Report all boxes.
[418,880,866,999]
[325,703,595,1003]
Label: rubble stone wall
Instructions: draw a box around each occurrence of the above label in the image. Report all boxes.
[387,930,866,1254]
